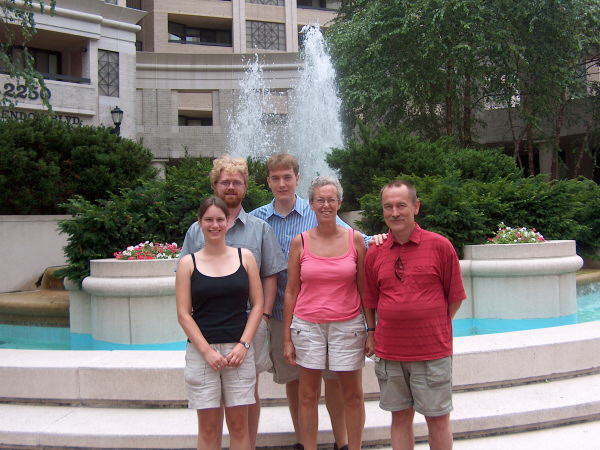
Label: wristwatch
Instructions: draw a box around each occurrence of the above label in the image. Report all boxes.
[239,340,250,349]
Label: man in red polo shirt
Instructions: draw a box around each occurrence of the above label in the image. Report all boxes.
[364,180,465,450]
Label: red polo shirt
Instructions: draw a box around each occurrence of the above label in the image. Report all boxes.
[364,224,466,361]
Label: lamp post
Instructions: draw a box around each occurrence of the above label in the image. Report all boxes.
[110,106,123,135]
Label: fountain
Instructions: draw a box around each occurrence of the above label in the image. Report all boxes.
[285,25,343,195]
[230,24,343,196]
[228,55,280,160]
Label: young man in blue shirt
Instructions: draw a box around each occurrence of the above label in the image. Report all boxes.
[250,153,374,450]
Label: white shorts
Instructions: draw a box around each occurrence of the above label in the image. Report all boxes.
[268,318,338,384]
[290,313,366,372]
[184,341,256,410]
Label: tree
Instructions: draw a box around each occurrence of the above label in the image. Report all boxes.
[1,0,56,109]
[487,0,600,177]
[328,0,494,145]
[327,0,600,176]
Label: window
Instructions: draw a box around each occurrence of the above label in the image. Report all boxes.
[297,0,340,9]
[168,22,232,47]
[178,115,213,126]
[246,21,286,51]
[98,50,119,97]
[0,47,61,76]
[126,0,143,10]
[261,113,288,124]
[247,0,284,5]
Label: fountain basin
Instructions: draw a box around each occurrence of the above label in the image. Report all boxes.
[63,240,584,346]
[458,240,583,321]
[68,259,184,346]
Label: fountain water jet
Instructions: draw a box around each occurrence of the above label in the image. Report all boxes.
[228,55,280,159]
[286,25,343,195]
[229,25,343,196]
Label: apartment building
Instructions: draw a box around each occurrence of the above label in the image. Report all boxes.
[0,0,142,137]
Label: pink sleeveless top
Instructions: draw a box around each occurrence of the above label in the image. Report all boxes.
[294,228,362,323]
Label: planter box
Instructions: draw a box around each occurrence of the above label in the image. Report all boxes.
[459,240,583,321]
[74,259,185,345]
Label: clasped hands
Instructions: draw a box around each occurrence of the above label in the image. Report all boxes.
[205,344,247,371]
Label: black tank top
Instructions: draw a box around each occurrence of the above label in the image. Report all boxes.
[190,248,249,344]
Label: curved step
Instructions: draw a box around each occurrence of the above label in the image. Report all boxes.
[1,374,599,449]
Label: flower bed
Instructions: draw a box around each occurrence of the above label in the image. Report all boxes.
[114,242,181,260]
[487,223,545,244]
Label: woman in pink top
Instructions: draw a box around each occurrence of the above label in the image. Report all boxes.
[283,176,367,450]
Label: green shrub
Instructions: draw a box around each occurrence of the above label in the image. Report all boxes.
[326,124,521,210]
[0,116,156,213]
[56,156,273,286]
[358,174,600,260]
[246,156,269,191]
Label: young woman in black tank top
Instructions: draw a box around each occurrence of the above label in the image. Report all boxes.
[176,196,264,450]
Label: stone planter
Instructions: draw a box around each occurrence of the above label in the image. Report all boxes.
[78,259,185,345]
[459,240,584,322]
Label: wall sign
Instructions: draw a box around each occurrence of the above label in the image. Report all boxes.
[2,82,51,101]
[0,109,82,125]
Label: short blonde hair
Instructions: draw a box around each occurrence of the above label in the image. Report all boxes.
[209,154,249,187]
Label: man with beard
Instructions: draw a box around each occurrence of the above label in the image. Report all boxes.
[178,154,287,449]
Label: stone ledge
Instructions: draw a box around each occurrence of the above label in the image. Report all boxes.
[0,291,69,318]
[1,322,599,406]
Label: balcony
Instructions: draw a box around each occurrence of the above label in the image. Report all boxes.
[296,0,340,11]
[168,21,232,48]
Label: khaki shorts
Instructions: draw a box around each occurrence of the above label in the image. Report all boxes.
[290,314,366,372]
[252,317,273,374]
[184,341,256,410]
[268,318,338,384]
[374,356,453,417]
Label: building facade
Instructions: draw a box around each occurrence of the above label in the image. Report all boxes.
[0,0,143,136]
[1,0,597,181]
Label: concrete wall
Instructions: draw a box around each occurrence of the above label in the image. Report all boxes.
[0,216,70,293]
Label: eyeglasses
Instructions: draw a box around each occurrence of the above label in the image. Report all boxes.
[315,198,339,206]
[395,256,404,282]
[219,180,243,188]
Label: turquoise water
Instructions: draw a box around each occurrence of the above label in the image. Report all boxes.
[2,281,599,350]
[453,280,600,337]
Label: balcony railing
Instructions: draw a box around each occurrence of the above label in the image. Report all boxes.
[168,40,232,48]
[0,70,90,85]
[297,1,338,11]
[41,73,91,85]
